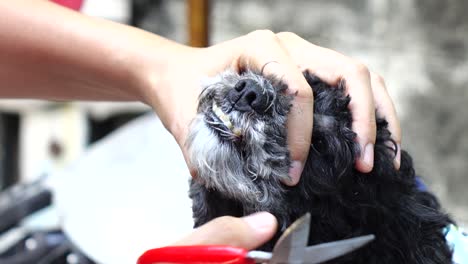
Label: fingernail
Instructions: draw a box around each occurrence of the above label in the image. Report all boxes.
[362,143,374,169]
[242,212,277,232]
[394,144,401,170]
[286,161,303,186]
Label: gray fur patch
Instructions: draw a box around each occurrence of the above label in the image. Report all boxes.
[187,70,292,211]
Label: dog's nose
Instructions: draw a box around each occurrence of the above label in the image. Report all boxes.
[228,79,270,113]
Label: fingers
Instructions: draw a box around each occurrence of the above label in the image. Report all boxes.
[235,30,314,185]
[180,31,400,186]
[285,96,314,185]
[370,72,402,169]
[343,63,376,173]
[277,32,403,173]
[174,212,278,250]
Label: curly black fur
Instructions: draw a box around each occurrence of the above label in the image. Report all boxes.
[189,72,453,263]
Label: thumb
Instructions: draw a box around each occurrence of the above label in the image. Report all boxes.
[174,212,278,250]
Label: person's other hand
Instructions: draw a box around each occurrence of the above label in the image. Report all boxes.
[142,30,401,185]
[174,212,277,249]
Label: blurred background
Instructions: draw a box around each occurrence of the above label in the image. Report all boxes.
[0,0,467,263]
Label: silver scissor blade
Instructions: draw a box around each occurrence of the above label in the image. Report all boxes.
[270,213,311,264]
[303,234,375,264]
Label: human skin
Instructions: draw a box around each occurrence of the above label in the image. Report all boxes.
[174,212,278,249]
[0,0,401,185]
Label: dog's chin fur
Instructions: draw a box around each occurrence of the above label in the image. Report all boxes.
[187,70,453,263]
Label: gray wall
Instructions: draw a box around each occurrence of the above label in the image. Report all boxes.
[138,0,468,226]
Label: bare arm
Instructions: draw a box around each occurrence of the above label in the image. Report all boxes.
[0,0,178,101]
[0,0,402,182]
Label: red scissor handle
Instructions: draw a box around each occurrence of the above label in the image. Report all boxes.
[137,245,255,264]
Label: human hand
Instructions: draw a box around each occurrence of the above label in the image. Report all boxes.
[0,0,400,180]
[174,212,277,249]
[275,32,401,173]
[142,31,401,185]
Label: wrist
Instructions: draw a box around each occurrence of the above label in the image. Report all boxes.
[135,40,195,107]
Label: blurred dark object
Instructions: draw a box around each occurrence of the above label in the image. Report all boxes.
[88,113,142,144]
[0,113,19,191]
[131,0,162,27]
[0,181,95,264]
[131,0,210,47]
[0,181,52,234]
[0,230,94,264]
[131,0,175,35]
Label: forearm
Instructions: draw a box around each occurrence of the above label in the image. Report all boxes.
[0,0,184,102]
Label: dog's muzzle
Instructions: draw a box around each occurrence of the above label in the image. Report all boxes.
[227,79,272,114]
[209,78,274,138]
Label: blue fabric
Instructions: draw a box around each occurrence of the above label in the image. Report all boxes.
[415,176,428,191]
[445,224,468,263]
[415,177,467,263]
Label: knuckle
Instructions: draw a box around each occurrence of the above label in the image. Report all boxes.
[395,129,402,142]
[356,119,377,143]
[249,29,277,42]
[370,118,378,130]
[211,216,239,233]
[276,31,298,39]
[289,135,311,153]
[293,84,314,99]
[210,216,249,244]
[391,123,402,142]
[371,73,387,89]
[304,85,314,97]
[348,62,370,77]
[370,125,378,142]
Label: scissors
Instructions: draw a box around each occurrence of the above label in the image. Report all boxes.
[137,213,374,264]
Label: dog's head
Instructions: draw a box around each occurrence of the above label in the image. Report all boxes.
[187,70,293,209]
